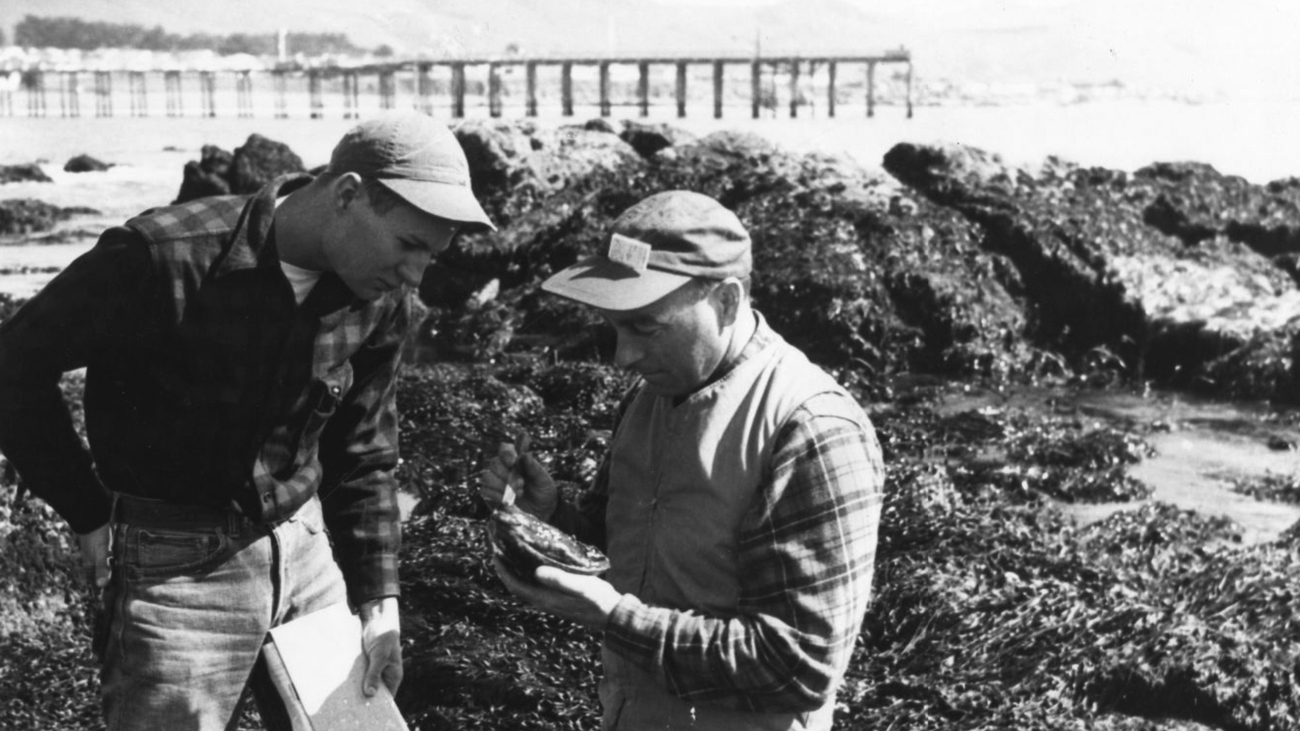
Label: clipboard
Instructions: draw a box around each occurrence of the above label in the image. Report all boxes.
[263,602,409,731]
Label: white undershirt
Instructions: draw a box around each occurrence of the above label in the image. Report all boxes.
[279,259,322,304]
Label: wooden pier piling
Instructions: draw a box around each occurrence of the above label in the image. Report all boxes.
[638,61,650,117]
[273,69,288,118]
[827,61,837,117]
[676,61,688,118]
[561,62,574,116]
[417,63,434,116]
[199,71,217,117]
[60,72,79,118]
[450,63,466,118]
[165,70,183,117]
[94,71,111,117]
[488,63,502,118]
[526,62,538,117]
[712,60,724,119]
[866,61,876,118]
[308,70,323,119]
[343,71,360,119]
[237,71,254,117]
[379,69,396,110]
[599,61,611,117]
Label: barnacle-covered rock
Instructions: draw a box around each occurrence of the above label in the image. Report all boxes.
[488,504,609,580]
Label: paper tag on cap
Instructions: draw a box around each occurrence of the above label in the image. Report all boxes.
[608,233,652,272]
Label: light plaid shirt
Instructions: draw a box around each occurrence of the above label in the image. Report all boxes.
[552,332,885,713]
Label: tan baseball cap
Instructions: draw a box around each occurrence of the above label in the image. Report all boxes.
[542,190,751,311]
[327,110,496,231]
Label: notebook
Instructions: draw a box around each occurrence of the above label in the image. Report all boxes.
[263,602,409,731]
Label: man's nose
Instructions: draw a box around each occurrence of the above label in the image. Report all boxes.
[613,335,643,369]
[398,251,430,287]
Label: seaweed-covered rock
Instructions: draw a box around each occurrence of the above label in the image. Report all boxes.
[583,117,618,135]
[452,119,646,229]
[173,144,233,203]
[0,163,51,184]
[172,135,303,205]
[1136,163,1300,258]
[618,120,696,159]
[436,122,1034,381]
[229,134,304,194]
[0,198,96,235]
[63,154,111,173]
[883,142,1300,401]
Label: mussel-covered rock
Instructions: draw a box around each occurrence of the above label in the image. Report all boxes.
[488,503,609,580]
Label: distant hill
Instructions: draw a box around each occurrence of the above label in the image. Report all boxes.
[3,0,1297,98]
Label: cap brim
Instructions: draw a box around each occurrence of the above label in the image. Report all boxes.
[378,178,497,232]
[542,256,693,311]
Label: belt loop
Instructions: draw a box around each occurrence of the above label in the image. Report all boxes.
[108,492,121,526]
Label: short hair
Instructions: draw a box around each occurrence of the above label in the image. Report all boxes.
[685,275,751,301]
[359,177,408,215]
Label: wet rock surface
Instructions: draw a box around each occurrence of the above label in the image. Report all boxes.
[173,144,233,203]
[884,142,1300,401]
[229,133,305,194]
[172,134,304,204]
[62,154,112,173]
[0,163,52,185]
[0,199,99,236]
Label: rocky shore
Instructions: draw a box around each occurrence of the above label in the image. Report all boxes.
[1,119,1298,730]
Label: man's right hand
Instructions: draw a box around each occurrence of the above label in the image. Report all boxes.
[480,436,558,521]
[77,523,112,589]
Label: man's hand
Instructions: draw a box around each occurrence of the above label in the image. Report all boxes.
[76,523,112,589]
[480,435,558,520]
[358,597,402,697]
[493,556,622,631]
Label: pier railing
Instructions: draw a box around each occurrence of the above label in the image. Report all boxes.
[1,51,913,120]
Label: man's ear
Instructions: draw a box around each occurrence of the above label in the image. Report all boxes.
[332,173,364,210]
[712,278,744,327]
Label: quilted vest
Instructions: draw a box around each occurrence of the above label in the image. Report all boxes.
[600,322,850,731]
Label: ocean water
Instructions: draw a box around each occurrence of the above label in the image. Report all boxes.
[2,97,1299,298]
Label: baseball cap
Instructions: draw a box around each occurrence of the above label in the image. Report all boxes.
[542,190,752,311]
[327,110,496,231]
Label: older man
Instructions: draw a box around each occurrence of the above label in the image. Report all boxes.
[482,190,883,730]
[0,110,494,730]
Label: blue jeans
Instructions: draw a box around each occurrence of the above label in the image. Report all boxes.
[98,495,348,731]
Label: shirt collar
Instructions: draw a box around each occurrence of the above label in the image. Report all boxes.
[211,173,312,280]
[211,173,370,313]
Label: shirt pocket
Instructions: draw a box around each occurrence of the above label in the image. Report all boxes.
[294,361,355,458]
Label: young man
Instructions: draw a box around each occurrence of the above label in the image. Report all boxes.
[481,190,884,730]
[0,110,494,730]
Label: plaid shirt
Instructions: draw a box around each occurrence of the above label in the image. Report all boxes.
[0,176,411,603]
[552,322,884,715]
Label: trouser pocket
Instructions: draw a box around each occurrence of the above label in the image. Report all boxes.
[121,523,232,581]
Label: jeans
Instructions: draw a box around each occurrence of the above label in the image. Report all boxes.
[98,495,348,731]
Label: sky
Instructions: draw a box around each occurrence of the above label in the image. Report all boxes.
[4,0,1299,99]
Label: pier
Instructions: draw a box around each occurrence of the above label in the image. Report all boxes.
[4,50,913,120]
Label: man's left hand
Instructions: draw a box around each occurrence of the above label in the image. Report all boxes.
[493,556,622,630]
[358,597,403,697]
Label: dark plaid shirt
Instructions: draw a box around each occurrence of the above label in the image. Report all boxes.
[0,175,413,603]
